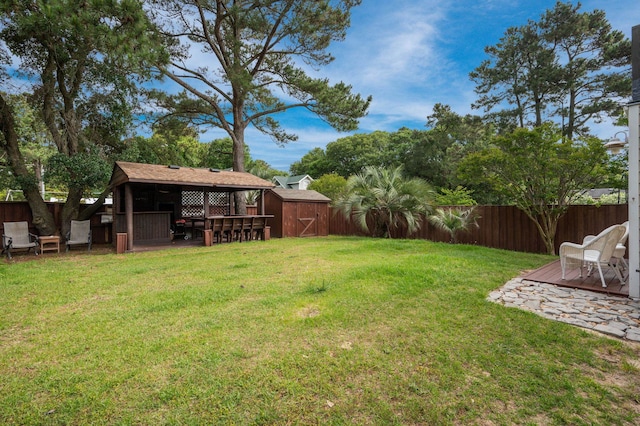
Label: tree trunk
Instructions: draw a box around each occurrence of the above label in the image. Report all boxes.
[529,211,560,255]
[0,94,57,235]
[566,87,576,140]
[60,187,83,238]
[232,113,247,215]
[35,159,45,198]
[78,186,111,221]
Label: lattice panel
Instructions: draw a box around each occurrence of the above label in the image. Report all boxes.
[208,192,229,216]
[181,190,204,217]
[180,191,230,217]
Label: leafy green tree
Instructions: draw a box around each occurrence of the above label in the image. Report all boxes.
[389,128,450,188]
[602,149,627,202]
[428,207,480,243]
[247,159,287,181]
[0,0,165,235]
[459,124,608,254]
[121,119,205,167]
[149,0,371,213]
[324,131,390,178]
[470,2,630,139]
[335,166,435,238]
[308,173,347,202]
[244,159,287,205]
[435,186,477,206]
[290,147,331,178]
[470,22,555,130]
[0,93,55,197]
[149,119,204,167]
[538,2,630,139]
[202,138,250,171]
[424,104,501,203]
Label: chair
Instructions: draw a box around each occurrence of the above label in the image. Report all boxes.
[583,221,629,281]
[211,217,224,244]
[2,221,39,259]
[614,221,630,275]
[221,217,235,243]
[190,218,205,240]
[66,220,92,252]
[251,217,266,241]
[241,217,254,242]
[560,224,626,287]
[231,217,244,242]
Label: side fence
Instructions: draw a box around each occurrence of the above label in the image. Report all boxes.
[329,204,629,254]
[0,202,111,244]
[1,202,629,254]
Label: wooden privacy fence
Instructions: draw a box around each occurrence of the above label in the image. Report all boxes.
[1,201,629,254]
[329,204,629,254]
[0,202,111,244]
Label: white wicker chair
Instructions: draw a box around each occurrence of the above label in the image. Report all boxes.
[560,224,626,288]
[582,221,629,282]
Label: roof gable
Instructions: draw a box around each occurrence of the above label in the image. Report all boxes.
[287,174,313,183]
[273,174,313,189]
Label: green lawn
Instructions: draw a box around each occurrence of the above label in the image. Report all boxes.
[1,237,639,425]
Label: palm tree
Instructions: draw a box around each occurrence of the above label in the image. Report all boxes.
[335,166,435,238]
[428,207,480,243]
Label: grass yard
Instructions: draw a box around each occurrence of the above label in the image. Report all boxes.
[1,236,639,425]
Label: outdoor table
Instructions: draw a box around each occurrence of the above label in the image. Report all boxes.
[39,235,60,253]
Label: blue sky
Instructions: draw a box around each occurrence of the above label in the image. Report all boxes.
[213,0,637,172]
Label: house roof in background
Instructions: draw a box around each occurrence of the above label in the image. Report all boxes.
[273,174,313,188]
[110,162,275,190]
[268,188,331,202]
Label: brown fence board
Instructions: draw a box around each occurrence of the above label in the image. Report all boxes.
[329,204,628,254]
[0,202,111,244]
[2,201,630,254]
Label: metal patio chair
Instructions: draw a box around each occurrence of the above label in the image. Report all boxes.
[2,221,39,259]
[66,220,92,252]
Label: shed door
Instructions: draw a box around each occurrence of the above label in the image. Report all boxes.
[297,203,318,237]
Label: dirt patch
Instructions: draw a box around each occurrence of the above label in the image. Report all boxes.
[297,306,320,318]
[585,346,640,417]
[2,244,115,264]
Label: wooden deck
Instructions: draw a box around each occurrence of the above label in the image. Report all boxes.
[521,259,628,297]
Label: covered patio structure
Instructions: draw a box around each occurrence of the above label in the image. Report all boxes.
[109,161,275,252]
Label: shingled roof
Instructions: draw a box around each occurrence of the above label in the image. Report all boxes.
[268,188,331,202]
[110,161,276,190]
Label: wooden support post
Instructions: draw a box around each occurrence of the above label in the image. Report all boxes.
[627,24,639,300]
[125,183,133,251]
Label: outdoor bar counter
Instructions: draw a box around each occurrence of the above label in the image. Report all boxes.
[115,211,172,242]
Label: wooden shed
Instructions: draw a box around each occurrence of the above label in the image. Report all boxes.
[264,188,330,238]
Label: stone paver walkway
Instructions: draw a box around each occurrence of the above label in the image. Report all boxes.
[488,278,640,342]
